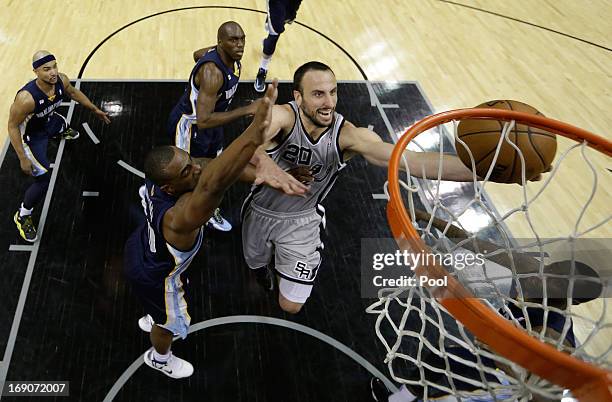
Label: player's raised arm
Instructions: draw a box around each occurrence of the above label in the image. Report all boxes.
[338,122,474,182]
[170,80,279,233]
[194,153,309,196]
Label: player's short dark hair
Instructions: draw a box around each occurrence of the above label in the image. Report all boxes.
[293,61,335,93]
[143,146,176,185]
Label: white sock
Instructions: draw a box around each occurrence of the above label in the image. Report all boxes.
[259,54,272,71]
[152,350,171,363]
[389,385,417,402]
[20,203,33,217]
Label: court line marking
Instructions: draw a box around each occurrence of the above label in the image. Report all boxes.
[8,245,35,252]
[368,124,374,131]
[82,191,100,197]
[102,315,398,401]
[381,104,400,109]
[117,160,144,178]
[372,194,389,200]
[0,81,79,391]
[82,122,100,144]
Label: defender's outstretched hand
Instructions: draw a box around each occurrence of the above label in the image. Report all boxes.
[253,153,309,196]
[252,79,278,142]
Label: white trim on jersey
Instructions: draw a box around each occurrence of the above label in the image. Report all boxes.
[174,114,193,153]
[18,114,33,137]
[22,142,48,177]
[160,229,203,338]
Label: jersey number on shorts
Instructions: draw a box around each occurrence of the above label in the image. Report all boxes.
[281,144,323,174]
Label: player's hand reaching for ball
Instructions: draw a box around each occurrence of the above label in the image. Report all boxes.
[526,165,553,183]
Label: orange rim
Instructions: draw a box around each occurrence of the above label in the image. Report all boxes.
[387,108,612,401]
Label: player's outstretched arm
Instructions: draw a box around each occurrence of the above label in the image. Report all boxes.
[339,123,474,182]
[60,74,110,124]
[244,150,309,195]
[172,80,279,232]
[194,153,309,196]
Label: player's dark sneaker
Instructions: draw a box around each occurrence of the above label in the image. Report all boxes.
[254,68,267,93]
[14,212,37,243]
[61,128,80,140]
[254,265,275,292]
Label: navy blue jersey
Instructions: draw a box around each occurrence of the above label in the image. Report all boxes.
[174,47,241,120]
[18,79,65,136]
[138,180,203,282]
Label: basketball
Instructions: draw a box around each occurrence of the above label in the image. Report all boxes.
[455,100,557,184]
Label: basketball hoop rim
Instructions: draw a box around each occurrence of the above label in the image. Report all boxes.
[386,108,612,401]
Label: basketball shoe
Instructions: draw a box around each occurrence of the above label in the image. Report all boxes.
[254,68,267,93]
[207,208,232,231]
[60,128,80,140]
[144,349,194,379]
[14,211,37,242]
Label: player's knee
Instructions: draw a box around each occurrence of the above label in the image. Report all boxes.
[278,296,303,314]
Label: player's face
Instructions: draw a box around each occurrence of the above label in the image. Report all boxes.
[34,61,59,85]
[295,70,337,128]
[162,148,202,195]
[219,28,246,61]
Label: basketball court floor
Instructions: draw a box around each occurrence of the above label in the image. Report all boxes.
[0,1,610,401]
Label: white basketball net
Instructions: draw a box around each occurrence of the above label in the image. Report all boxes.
[367,118,611,401]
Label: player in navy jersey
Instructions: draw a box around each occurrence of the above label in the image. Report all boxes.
[168,21,259,232]
[127,81,308,378]
[7,50,110,242]
[254,0,303,92]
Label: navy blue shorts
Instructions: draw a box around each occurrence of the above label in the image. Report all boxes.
[123,229,192,338]
[266,0,302,35]
[168,107,224,158]
[22,113,67,176]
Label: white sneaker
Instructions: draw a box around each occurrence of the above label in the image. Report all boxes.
[207,208,232,231]
[138,314,154,332]
[144,350,194,379]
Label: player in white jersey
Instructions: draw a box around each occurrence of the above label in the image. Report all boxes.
[242,61,478,314]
